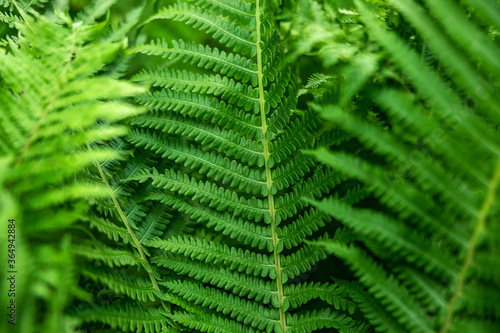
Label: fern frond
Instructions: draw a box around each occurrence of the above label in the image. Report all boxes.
[147,194,274,251]
[357,1,500,154]
[307,147,468,248]
[129,118,264,166]
[387,0,500,124]
[147,1,256,56]
[134,90,262,138]
[148,236,277,279]
[170,312,258,333]
[132,168,270,222]
[163,280,280,332]
[277,208,330,251]
[133,69,260,112]
[281,242,328,282]
[420,0,500,73]
[75,0,117,25]
[136,205,172,244]
[82,267,157,302]
[126,130,267,195]
[396,267,447,313]
[271,154,316,193]
[462,0,500,28]
[284,282,356,313]
[287,308,368,333]
[124,0,364,331]
[0,11,22,25]
[134,39,258,85]
[310,198,459,278]
[187,0,255,24]
[157,254,277,304]
[268,112,319,166]
[317,106,477,216]
[73,241,141,268]
[321,242,435,333]
[372,88,489,185]
[336,280,407,333]
[275,170,342,223]
[79,303,167,333]
[306,1,500,331]
[0,8,145,332]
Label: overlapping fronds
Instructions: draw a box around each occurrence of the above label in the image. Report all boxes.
[72,0,369,332]
[4,1,497,332]
[308,1,500,332]
[0,7,146,333]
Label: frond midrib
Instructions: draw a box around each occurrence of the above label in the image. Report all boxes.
[439,157,500,333]
[255,0,287,331]
[87,143,171,318]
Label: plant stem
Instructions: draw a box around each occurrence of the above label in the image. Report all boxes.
[439,157,500,333]
[87,143,174,325]
[255,1,287,332]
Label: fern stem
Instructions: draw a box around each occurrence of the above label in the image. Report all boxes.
[87,143,174,324]
[439,157,500,333]
[255,1,287,332]
[11,0,33,31]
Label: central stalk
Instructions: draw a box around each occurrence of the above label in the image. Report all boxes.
[255,1,287,332]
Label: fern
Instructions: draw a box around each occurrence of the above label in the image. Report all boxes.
[0,5,145,333]
[76,0,370,332]
[0,0,49,34]
[2,1,498,332]
[307,0,500,332]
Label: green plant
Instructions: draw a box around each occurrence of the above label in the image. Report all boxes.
[1,0,499,332]
[0,2,145,333]
[307,0,500,332]
[75,0,370,332]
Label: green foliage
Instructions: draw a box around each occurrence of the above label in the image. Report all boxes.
[76,0,366,332]
[0,2,146,333]
[306,0,500,332]
[1,0,499,332]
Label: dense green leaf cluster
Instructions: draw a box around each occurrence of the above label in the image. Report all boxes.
[0,1,146,332]
[302,0,500,332]
[0,0,499,333]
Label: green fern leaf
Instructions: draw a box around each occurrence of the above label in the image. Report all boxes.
[307,0,500,331]
[82,0,370,332]
[0,8,145,333]
[148,236,277,279]
[134,39,258,85]
[82,267,157,302]
[147,1,256,56]
[73,241,141,268]
[79,303,167,333]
